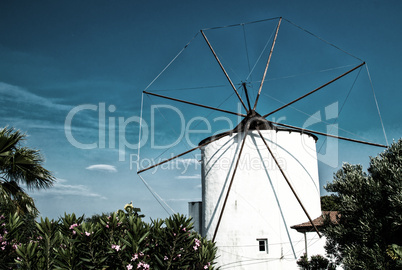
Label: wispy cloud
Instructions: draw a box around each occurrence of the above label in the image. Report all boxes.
[30,179,107,199]
[86,164,117,173]
[0,82,75,132]
[0,82,71,111]
[176,174,201,180]
[176,158,200,165]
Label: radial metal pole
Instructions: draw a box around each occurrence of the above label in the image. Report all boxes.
[201,30,249,113]
[242,82,252,111]
[263,62,365,118]
[256,128,321,237]
[137,133,228,174]
[270,121,387,148]
[253,17,282,110]
[212,125,249,242]
[144,91,247,117]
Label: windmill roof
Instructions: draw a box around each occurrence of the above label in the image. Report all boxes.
[290,211,340,233]
[198,116,318,146]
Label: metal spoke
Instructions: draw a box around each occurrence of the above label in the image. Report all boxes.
[212,124,249,242]
[201,30,249,113]
[270,121,387,148]
[144,91,246,117]
[263,62,365,118]
[242,82,252,111]
[256,128,321,237]
[137,133,228,174]
[253,17,282,110]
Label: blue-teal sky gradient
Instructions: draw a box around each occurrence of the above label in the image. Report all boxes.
[0,0,401,220]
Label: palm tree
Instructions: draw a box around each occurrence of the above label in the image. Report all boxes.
[0,127,55,214]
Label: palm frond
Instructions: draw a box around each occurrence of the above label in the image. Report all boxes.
[0,183,39,215]
[0,126,26,156]
[0,127,55,190]
[6,147,55,189]
[0,126,54,215]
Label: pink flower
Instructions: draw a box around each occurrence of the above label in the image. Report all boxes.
[137,261,150,269]
[69,223,79,230]
[193,238,201,250]
[85,232,91,236]
[132,253,138,261]
[164,256,168,261]
[127,264,133,270]
[111,244,121,251]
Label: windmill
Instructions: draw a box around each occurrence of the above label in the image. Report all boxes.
[137,17,388,269]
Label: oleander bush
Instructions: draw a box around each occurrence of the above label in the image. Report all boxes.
[0,205,217,269]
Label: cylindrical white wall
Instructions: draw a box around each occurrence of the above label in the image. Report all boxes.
[201,129,322,269]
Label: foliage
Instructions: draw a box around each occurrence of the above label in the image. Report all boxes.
[297,253,335,270]
[297,253,310,269]
[148,214,216,270]
[0,126,55,215]
[323,139,402,269]
[387,244,402,268]
[320,195,340,211]
[0,206,218,269]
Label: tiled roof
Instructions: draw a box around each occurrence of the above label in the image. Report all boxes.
[290,211,339,233]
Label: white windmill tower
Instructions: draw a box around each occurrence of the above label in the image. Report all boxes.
[137,17,388,269]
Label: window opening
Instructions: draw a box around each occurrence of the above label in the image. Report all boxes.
[257,238,268,253]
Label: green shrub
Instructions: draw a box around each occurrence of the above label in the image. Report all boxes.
[0,206,218,269]
[297,253,335,270]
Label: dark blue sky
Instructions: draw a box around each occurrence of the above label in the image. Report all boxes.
[0,0,400,220]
